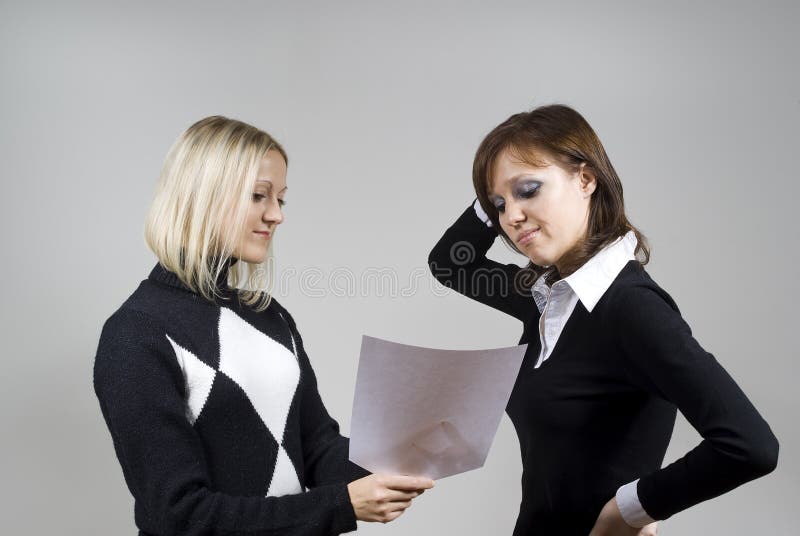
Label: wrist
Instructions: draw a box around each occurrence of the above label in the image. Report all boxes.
[616,479,657,528]
[472,198,493,227]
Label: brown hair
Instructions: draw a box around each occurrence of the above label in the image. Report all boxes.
[472,104,649,281]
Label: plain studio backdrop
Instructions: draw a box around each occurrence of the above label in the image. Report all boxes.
[1,1,797,534]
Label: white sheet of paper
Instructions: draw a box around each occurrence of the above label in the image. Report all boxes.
[349,336,527,480]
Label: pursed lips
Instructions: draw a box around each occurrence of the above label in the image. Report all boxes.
[516,227,540,245]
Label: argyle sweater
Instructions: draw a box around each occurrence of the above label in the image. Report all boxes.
[428,205,779,535]
[94,262,368,536]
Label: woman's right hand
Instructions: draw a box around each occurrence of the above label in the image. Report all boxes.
[347,473,435,523]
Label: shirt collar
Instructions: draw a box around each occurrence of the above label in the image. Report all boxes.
[531,231,637,313]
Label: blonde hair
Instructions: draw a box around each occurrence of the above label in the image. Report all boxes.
[144,115,287,311]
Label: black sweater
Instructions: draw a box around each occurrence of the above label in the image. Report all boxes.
[94,262,367,536]
[428,205,779,534]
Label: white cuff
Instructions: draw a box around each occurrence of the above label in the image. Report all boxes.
[616,479,657,528]
[472,198,493,227]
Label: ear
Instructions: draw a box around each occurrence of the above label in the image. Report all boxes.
[578,163,597,198]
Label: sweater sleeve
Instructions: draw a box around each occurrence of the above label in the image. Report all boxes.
[281,309,371,487]
[610,284,779,522]
[93,308,358,536]
[428,200,533,321]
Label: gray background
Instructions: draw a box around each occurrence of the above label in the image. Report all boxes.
[1,0,797,534]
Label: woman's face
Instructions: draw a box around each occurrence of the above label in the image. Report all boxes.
[233,149,287,263]
[489,148,595,270]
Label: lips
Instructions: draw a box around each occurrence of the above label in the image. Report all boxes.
[253,230,271,239]
[516,227,540,246]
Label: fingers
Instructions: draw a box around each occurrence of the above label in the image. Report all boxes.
[378,473,435,491]
[373,499,413,524]
[381,509,405,523]
[384,489,423,502]
[389,500,412,511]
[364,487,415,505]
[348,474,434,524]
[638,522,658,536]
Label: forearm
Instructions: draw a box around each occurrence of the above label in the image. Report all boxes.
[428,201,532,320]
[634,372,778,521]
[428,201,498,282]
[611,285,779,523]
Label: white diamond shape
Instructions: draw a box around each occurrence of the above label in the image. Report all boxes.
[217,307,300,442]
[267,446,303,497]
[166,334,217,425]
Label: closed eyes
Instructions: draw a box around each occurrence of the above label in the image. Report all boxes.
[491,181,541,213]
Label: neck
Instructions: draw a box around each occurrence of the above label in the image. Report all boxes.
[150,254,239,296]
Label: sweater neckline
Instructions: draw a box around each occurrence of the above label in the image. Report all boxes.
[148,257,238,295]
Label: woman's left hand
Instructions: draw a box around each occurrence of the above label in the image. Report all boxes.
[588,497,658,536]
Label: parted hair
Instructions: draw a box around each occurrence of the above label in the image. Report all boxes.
[472,104,649,280]
[144,115,286,311]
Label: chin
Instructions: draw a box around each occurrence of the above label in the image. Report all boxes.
[239,249,268,264]
[248,256,268,264]
[525,249,554,268]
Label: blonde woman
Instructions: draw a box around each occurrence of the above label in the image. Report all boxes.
[94,116,433,536]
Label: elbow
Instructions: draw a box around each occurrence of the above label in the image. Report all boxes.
[162,482,214,529]
[748,429,779,477]
[427,247,450,285]
[733,424,780,479]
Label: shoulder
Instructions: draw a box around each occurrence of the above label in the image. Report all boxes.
[598,264,697,365]
[95,279,188,374]
[601,261,681,319]
[93,303,184,396]
[95,302,175,373]
[98,300,166,351]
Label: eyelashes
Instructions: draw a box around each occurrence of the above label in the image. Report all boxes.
[492,181,541,213]
[517,182,541,197]
[252,193,286,207]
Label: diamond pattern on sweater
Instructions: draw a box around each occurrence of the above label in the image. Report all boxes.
[216,307,303,496]
[166,335,217,425]
[217,307,301,440]
[165,306,303,497]
[268,447,303,497]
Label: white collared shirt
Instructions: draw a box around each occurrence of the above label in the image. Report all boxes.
[531,230,638,368]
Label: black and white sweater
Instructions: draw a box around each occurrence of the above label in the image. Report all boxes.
[428,204,779,535]
[94,262,367,536]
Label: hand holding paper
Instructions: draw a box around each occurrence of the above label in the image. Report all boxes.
[350,336,527,480]
[347,473,434,523]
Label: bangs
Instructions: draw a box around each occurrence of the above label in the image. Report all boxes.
[485,141,553,194]
[505,141,554,170]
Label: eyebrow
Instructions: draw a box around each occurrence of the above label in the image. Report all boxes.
[508,173,543,182]
[255,179,288,193]
[489,173,543,196]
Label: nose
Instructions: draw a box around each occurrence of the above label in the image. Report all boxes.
[262,199,283,225]
[504,200,525,226]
